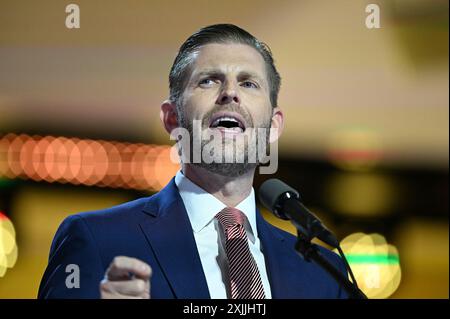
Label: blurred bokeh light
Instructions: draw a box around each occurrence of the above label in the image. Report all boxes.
[336,233,401,299]
[0,211,18,277]
[0,134,180,191]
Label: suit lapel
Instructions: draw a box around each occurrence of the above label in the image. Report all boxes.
[139,179,210,299]
[256,210,310,298]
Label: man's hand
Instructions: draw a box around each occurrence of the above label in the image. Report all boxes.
[100,256,152,299]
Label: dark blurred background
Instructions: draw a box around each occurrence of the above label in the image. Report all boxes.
[0,0,448,298]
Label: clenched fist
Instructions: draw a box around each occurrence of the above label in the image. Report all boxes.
[100,256,152,299]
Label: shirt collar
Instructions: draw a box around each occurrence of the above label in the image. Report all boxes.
[174,170,258,242]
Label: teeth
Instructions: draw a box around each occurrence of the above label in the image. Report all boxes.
[211,116,243,130]
[211,117,240,127]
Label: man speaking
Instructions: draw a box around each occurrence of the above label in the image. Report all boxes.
[38,24,348,299]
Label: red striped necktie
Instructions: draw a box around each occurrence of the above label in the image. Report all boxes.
[216,207,266,299]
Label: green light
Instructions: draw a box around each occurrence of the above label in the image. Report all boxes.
[346,254,399,264]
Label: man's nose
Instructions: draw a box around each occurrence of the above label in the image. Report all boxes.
[216,81,241,105]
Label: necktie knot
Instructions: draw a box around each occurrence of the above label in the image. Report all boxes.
[216,207,246,231]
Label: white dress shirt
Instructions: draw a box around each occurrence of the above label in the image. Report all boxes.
[174,170,272,299]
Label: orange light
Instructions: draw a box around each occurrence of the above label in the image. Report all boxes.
[90,141,109,185]
[141,146,159,190]
[155,147,180,189]
[0,136,11,176]
[131,144,149,190]
[121,143,139,189]
[68,138,82,185]
[45,137,67,183]
[33,136,52,182]
[8,135,26,178]
[102,142,122,188]
[20,139,37,180]
[0,133,177,192]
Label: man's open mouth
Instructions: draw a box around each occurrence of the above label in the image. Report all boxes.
[208,112,246,133]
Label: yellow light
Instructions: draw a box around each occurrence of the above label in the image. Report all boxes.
[324,172,397,217]
[0,212,18,277]
[336,233,401,299]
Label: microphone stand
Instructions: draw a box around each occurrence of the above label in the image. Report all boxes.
[258,179,367,299]
[294,230,367,299]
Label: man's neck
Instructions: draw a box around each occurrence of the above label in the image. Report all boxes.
[182,164,255,207]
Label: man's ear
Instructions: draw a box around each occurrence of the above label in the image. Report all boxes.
[269,107,284,144]
[160,100,179,134]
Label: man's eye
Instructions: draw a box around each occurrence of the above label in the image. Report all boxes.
[241,81,258,89]
[199,78,216,86]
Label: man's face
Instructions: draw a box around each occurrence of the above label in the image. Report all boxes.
[177,42,275,176]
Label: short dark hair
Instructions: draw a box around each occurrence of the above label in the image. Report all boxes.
[169,24,281,108]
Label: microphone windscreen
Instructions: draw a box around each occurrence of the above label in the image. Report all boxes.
[258,178,299,212]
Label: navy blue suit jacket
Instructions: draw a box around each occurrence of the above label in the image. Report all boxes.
[38,178,349,299]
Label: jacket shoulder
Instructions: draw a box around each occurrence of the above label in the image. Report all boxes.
[74,196,152,222]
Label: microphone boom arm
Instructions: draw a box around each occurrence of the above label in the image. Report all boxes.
[294,229,367,299]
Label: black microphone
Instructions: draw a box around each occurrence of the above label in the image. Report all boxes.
[258,178,367,299]
[258,178,340,248]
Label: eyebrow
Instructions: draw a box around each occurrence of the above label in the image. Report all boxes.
[194,69,224,79]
